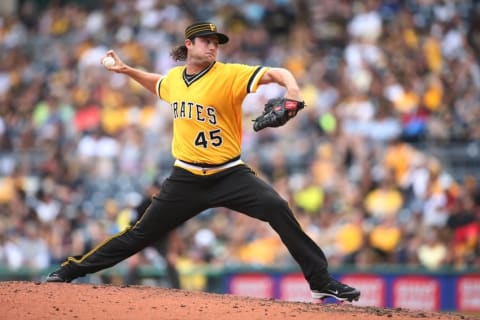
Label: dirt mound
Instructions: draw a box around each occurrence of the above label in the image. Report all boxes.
[0,281,473,320]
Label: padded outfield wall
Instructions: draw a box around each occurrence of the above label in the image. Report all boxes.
[223,267,480,312]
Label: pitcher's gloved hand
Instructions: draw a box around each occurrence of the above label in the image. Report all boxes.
[252,98,305,132]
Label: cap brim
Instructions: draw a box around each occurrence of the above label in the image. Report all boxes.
[215,33,229,44]
[191,31,229,44]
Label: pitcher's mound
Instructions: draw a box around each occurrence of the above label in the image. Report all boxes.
[0,281,470,319]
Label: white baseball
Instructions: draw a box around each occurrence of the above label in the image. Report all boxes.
[102,56,115,67]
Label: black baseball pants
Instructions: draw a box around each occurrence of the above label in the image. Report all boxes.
[61,165,330,285]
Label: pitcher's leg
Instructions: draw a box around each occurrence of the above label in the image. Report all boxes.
[212,166,360,302]
[47,170,206,282]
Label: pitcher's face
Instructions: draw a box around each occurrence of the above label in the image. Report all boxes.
[186,36,219,66]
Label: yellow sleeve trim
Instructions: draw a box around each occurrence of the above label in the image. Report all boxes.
[247,66,269,93]
[155,76,164,98]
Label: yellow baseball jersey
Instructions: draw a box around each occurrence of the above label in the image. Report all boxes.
[156,61,268,165]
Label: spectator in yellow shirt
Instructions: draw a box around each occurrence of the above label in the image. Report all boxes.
[369,216,401,263]
[364,176,403,220]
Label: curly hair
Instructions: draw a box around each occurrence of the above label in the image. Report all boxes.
[170,45,187,61]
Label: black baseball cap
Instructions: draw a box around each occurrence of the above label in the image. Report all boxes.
[185,22,229,44]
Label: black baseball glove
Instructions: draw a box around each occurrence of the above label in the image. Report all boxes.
[252,98,305,132]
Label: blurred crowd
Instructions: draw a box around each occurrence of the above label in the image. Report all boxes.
[0,0,479,290]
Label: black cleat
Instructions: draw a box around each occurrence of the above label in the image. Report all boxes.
[311,277,360,302]
[45,270,73,283]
